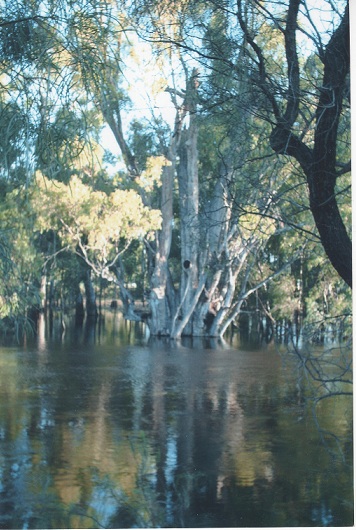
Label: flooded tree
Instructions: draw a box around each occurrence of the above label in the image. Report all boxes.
[0,0,350,341]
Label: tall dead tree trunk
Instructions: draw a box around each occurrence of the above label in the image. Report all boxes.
[171,68,200,338]
[192,161,233,337]
[148,159,176,335]
[147,67,202,339]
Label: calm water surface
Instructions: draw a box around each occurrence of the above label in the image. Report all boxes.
[0,314,353,528]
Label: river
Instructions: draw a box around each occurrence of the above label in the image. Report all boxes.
[0,312,353,528]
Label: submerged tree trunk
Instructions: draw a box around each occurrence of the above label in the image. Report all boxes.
[39,273,47,313]
[97,59,302,339]
[75,290,85,326]
[148,160,176,335]
[146,72,203,337]
[191,162,233,337]
[112,263,143,322]
[172,70,200,337]
[83,269,98,319]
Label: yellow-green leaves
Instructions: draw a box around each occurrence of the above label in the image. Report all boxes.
[34,174,161,276]
[135,155,170,192]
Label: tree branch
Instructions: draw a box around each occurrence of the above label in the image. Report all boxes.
[283,0,301,127]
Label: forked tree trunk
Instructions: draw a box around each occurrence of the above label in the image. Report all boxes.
[148,69,202,338]
[197,163,234,336]
[148,133,178,335]
[171,69,200,338]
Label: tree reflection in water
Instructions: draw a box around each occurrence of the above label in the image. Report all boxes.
[0,313,353,528]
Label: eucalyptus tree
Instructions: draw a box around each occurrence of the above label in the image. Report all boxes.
[0,189,43,332]
[93,3,297,338]
[102,37,301,338]
[0,0,350,340]
[128,0,351,289]
[33,173,162,319]
[0,1,89,179]
[0,0,128,324]
[239,0,351,288]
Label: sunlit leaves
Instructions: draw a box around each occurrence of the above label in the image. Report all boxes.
[34,174,161,277]
[0,0,351,335]
[135,155,170,192]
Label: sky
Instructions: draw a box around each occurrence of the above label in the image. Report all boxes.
[100,0,350,175]
[100,37,178,174]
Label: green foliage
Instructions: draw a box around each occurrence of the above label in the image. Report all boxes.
[0,191,41,322]
[0,0,350,336]
[33,173,162,277]
[36,108,88,181]
[128,120,160,172]
[0,101,30,191]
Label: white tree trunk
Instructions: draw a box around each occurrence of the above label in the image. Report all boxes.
[148,130,178,335]
[175,69,200,336]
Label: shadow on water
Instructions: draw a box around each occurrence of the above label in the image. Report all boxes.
[0,311,353,528]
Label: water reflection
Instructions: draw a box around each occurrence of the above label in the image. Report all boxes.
[0,314,353,528]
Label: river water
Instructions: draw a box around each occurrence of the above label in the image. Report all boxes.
[0,313,353,528]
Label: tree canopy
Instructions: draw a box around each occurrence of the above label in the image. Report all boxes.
[0,0,351,340]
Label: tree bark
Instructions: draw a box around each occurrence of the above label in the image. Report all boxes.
[148,131,177,335]
[83,269,98,318]
[176,68,200,335]
[39,273,47,313]
[270,3,351,287]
